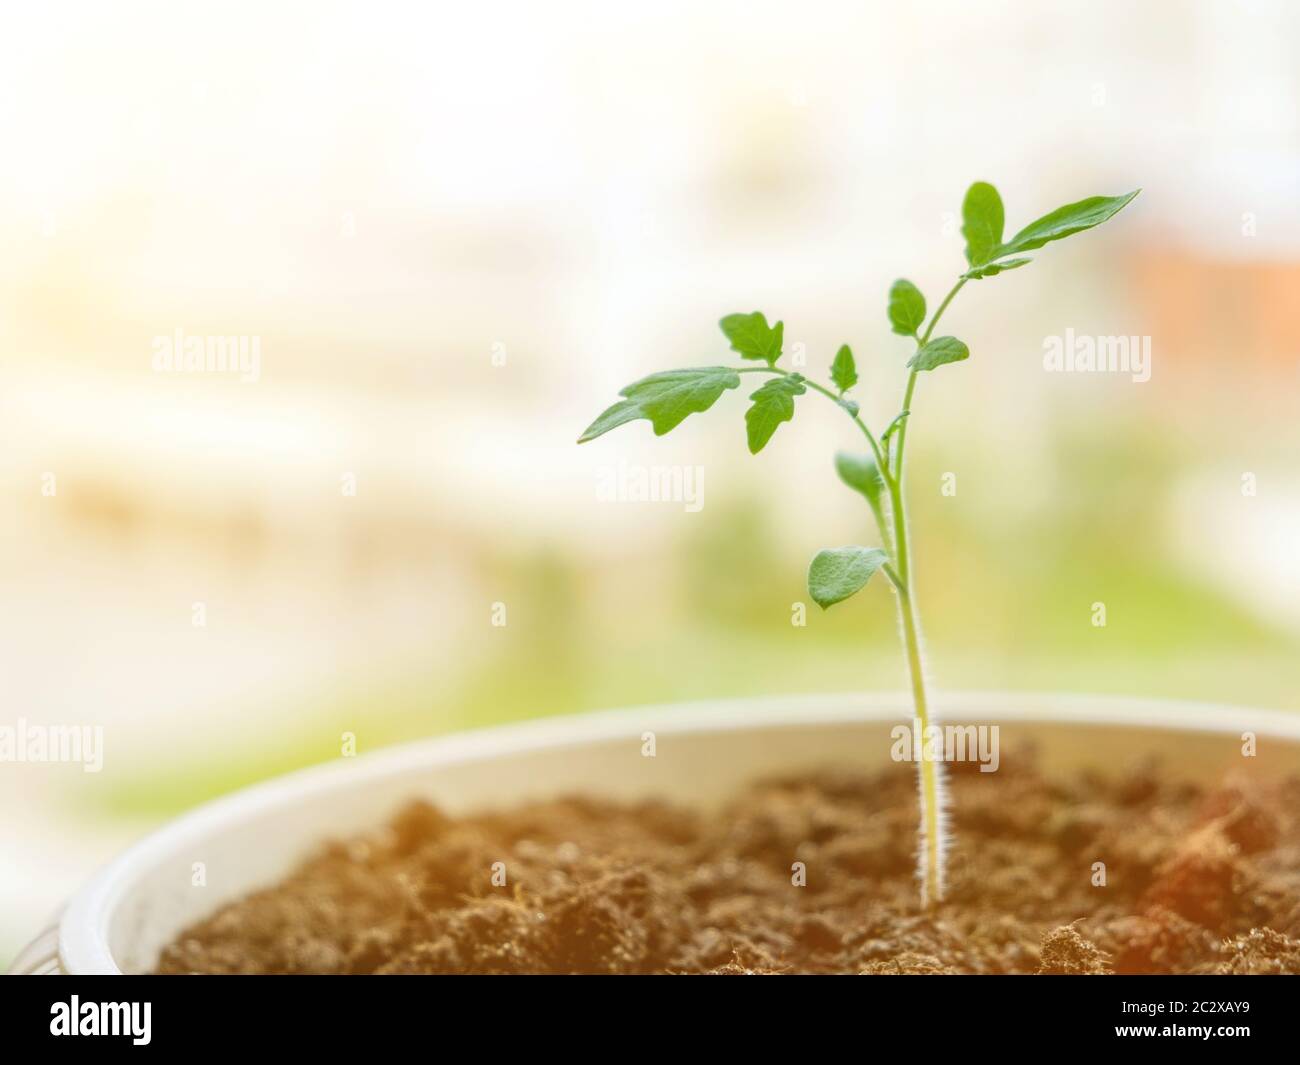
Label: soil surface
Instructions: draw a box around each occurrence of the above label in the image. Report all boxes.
[158,753,1300,974]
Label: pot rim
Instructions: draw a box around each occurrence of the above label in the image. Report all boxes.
[57,690,1300,974]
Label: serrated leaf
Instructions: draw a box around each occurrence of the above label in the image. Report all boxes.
[908,336,969,373]
[744,374,805,454]
[808,546,890,609]
[996,190,1140,258]
[963,257,1031,280]
[578,367,741,443]
[962,182,1004,267]
[720,311,784,364]
[888,279,926,336]
[830,344,858,392]
[835,451,888,532]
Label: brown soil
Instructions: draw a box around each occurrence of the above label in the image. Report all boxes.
[157,753,1300,974]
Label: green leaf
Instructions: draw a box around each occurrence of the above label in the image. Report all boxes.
[744,374,805,454]
[888,279,926,336]
[963,257,1031,280]
[830,344,858,393]
[908,336,969,372]
[578,367,741,443]
[720,311,784,365]
[962,182,1004,267]
[835,451,888,531]
[808,546,890,609]
[996,190,1140,258]
[835,450,885,502]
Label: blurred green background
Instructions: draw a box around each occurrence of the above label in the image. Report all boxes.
[3,0,1300,967]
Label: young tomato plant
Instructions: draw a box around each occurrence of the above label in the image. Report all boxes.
[578,181,1139,906]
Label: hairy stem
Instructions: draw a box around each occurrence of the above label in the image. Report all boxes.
[889,473,943,905]
[890,275,966,906]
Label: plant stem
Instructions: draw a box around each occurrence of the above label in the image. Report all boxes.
[888,275,966,906]
[889,471,942,905]
[921,278,966,345]
[893,277,965,481]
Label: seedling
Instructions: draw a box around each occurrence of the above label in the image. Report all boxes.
[579,181,1139,906]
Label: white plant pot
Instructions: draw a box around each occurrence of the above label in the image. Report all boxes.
[11,692,1300,975]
